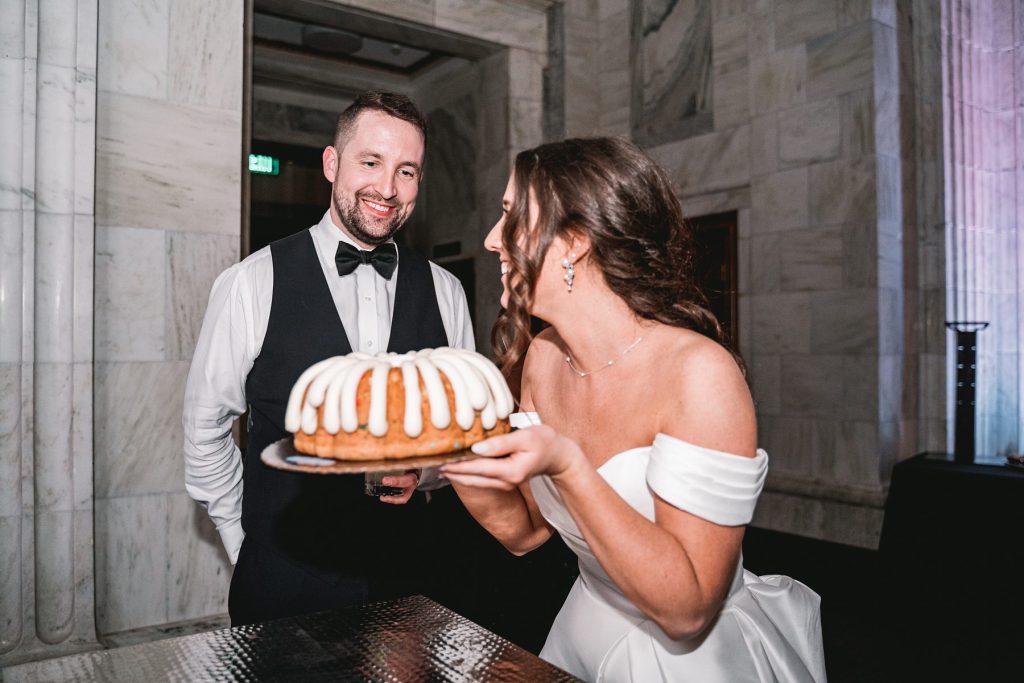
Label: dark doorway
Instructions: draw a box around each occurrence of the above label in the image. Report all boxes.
[688,211,738,343]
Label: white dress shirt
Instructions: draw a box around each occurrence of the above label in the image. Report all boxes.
[183,210,475,564]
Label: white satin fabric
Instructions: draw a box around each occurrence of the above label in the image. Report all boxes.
[514,413,826,682]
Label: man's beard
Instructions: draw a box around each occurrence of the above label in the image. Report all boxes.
[335,188,409,245]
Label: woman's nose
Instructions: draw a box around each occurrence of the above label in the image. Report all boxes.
[484,219,503,253]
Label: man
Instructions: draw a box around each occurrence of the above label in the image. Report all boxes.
[183,91,475,626]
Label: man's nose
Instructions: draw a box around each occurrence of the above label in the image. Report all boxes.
[374,172,397,199]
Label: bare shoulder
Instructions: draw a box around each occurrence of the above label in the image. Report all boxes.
[655,328,757,457]
[523,326,565,375]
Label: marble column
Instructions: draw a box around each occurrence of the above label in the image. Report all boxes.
[0,0,100,667]
[941,0,1023,456]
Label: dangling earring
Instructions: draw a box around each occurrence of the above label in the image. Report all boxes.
[561,252,576,292]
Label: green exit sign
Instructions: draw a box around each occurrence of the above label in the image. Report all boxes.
[249,154,279,175]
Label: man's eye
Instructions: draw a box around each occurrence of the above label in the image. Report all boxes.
[363,161,377,168]
[400,169,416,179]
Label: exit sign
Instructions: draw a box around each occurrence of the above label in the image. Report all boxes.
[249,154,279,175]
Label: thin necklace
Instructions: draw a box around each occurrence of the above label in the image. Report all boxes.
[565,336,644,378]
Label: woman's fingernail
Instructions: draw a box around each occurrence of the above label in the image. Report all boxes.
[471,441,490,455]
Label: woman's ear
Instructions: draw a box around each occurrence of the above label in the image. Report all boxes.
[566,231,592,264]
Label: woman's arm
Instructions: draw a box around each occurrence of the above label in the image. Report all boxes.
[447,336,756,640]
[445,346,553,555]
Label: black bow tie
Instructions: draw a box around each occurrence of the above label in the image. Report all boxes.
[335,241,398,280]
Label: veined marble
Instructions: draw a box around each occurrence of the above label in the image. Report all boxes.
[806,22,874,98]
[772,0,837,50]
[167,232,238,361]
[808,155,876,226]
[94,361,188,499]
[166,492,230,622]
[34,509,74,644]
[810,289,879,354]
[0,211,24,363]
[749,292,812,355]
[168,0,243,110]
[632,0,713,146]
[94,225,166,362]
[780,354,845,418]
[779,227,843,291]
[34,65,77,214]
[751,167,809,232]
[95,92,241,235]
[95,495,168,634]
[0,58,25,212]
[33,212,74,363]
[0,364,20,517]
[778,98,841,166]
[344,0,436,26]
[0,514,21,650]
[98,0,169,99]
[435,0,546,54]
[647,124,751,196]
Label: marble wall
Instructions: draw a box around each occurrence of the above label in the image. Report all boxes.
[940,0,1023,457]
[92,0,242,636]
[561,0,919,548]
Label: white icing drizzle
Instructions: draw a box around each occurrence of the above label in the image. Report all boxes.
[283,348,513,437]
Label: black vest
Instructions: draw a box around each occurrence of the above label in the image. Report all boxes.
[242,230,448,573]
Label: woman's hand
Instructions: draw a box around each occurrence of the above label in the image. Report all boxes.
[441,425,585,490]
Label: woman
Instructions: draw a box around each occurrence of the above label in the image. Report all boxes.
[441,138,825,682]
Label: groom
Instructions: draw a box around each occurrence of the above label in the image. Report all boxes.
[183,91,476,625]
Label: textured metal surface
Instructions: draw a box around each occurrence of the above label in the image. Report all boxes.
[4,596,580,682]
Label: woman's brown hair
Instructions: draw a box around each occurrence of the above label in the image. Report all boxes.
[492,137,742,375]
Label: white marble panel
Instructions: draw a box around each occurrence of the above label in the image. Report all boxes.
[77,0,99,71]
[168,0,243,111]
[806,22,873,99]
[713,12,748,72]
[510,97,543,151]
[751,167,808,232]
[94,225,166,362]
[714,63,750,129]
[753,492,883,548]
[842,354,877,420]
[748,353,781,415]
[34,64,76,214]
[778,97,841,166]
[435,0,546,53]
[750,44,805,115]
[749,292,812,354]
[73,71,97,217]
[757,415,815,473]
[38,0,78,67]
[72,509,97,640]
[749,233,781,292]
[166,492,230,622]
[780,227,843,291]
[0,514,21,649]
[0,0,24,58]
[596,2,630,136]
[508,48,545,110]
[648,125,751,197]
[773,0,837,49]
[877,352,901,421]
[96,93,241,234]
[72,213,94,363]
[33,212,74,363]
[780,354,845,417]
[96,495,169,634]
[0,211,23,363]
[98,0,169,99]
[747,7,774,58]
[841,220,876,287]
[808,156,875,226]
[0,58,24,212]
[831,420,881,484]
[681,187,751,219]
[877,286,901,356]
[0,364,20,518]
[94,361,188,499]
[167,232,238,360]
[749,113,778,176]
[71,362,93,512]
[344,0,436,25]
[33,362,73,511]
[34,509,74,644]
[810,289,878,353]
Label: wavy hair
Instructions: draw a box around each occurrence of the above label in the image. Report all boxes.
[492,137,742,375]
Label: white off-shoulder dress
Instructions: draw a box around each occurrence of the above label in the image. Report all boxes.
[510,413,826,683]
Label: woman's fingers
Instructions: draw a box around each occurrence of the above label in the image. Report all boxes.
[471,425,552,457]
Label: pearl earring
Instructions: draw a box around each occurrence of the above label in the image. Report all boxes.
[561,252,576,292]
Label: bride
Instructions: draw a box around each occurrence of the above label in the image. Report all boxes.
[442,138,826,682]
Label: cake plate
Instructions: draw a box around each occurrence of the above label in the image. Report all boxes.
[260,437,477,475]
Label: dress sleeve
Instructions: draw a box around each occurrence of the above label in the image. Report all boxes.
[509,412,542,429]
[646,433,768,526]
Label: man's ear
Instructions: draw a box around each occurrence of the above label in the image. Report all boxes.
[322,146,338,183]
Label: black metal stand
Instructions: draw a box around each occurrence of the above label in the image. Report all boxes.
[945,321,988,464]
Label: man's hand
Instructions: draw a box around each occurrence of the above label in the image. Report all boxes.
[377,470,420,505]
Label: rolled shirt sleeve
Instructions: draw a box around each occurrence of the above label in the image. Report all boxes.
[182,251,271,564]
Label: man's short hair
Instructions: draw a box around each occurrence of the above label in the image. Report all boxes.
[333,91,428,150]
